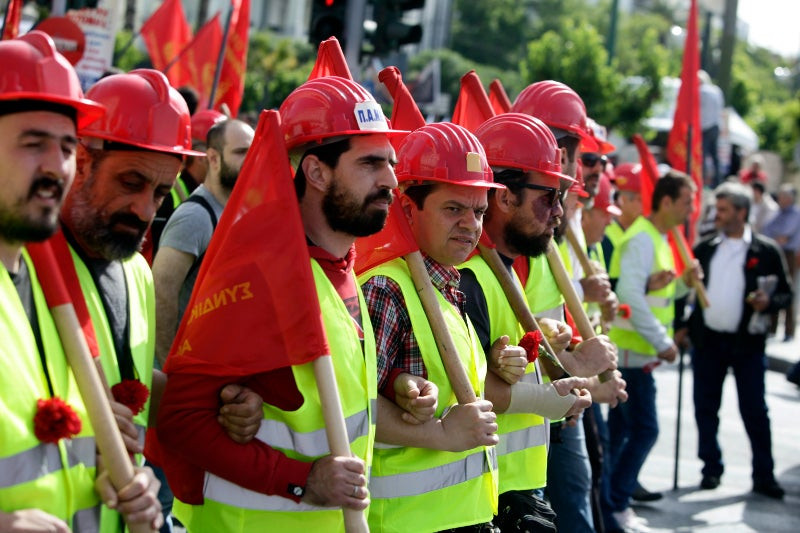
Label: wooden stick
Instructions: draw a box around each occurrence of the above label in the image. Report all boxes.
[670,227,710,309]
[50,304,154,533]
[565,225,598,276]
[405,251,477,404]
[313,356,369,533]
[545,242,614,384]
[476,243,565,372]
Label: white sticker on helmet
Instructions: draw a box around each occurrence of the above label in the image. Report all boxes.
[354,101,389,132]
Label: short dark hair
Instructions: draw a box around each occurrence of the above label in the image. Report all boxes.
[206,118,231,154]
[490,168,529,206]
[556,134,580,163]
[178,86,199,115]
[403,183,438,209]
[652,171,694,212]
[294,138,351,199]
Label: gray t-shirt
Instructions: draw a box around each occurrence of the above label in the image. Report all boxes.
[159,185,224,318]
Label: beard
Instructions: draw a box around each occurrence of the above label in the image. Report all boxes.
[0,176,65,243]
[66,185,148,261]
[219,157,239,191]
[322,179,392,237]
[504,212,555,258]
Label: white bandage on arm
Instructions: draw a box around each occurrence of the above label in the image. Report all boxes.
[505,382,576,419]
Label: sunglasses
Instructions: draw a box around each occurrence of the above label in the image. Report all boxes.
[580,153,607,167]
[518,183,565,208]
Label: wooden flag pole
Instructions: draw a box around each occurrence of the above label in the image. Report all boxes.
[405,251,477,404]
[544,241,615,384]
[671,227,710,308]
[477,243,565,372]
[312,356,369,533]
[565,225,599,277]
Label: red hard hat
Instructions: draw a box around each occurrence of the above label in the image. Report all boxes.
[280,76,407,151]
[571,164,590,198]
[0,31,104,131]
[591,173,622,216]
[612,162,642,193]
[585,117,615,154]
[81,69,203,156]
[190,109,226,143]
[395,122,501,189]
[510,80,599,152]
[475,112,575,187]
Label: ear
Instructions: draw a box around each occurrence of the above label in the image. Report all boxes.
[300,154,330,194]
[399,192,415,226]
[207,147,221,174]
[492,186,517,215]
[559,146,569,167]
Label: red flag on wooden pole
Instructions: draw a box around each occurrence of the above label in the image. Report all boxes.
[308,36,352,80]
[140,0,192,87]
[164,109,329,377]
[632,134,658,217]
[212,0,250,116]
[451,70,495,133]
[666,0,703,245]
[354,191,417,275]
[1,0,23,40]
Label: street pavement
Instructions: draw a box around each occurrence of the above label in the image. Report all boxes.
[627,333,800,532]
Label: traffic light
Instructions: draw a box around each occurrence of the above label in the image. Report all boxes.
[370,0,424,55]
[309,0,348,48]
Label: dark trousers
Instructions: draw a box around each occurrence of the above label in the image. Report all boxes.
[702,125,721,186]
[692,330,776,483]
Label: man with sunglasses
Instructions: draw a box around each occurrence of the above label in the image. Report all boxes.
[512,81,624,533]
[459,113,614,533]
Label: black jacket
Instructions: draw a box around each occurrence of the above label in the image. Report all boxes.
[685,229,793,355]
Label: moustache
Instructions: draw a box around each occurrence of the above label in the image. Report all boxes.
[27,176,65,200]
[109,212,149,234]
[365,189,393,205]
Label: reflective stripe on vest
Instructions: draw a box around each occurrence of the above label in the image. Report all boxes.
[0,437,96,489]
[254,403,373,458]
[72,505,101,533]
[495,422,549,456]
[204,472,333,512]
[524,255,565,317]
[368,448,497,499]
[459,255,548,492]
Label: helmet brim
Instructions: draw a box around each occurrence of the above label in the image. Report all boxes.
[0,92,105,131]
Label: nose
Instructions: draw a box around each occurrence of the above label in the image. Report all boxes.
[40,143,74,183]
[380,164,398,190]
[129,191,158,223]
[552,198,565,218]
[459,208,481,232]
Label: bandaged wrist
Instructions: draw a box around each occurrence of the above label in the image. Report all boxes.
[506,382,576,419]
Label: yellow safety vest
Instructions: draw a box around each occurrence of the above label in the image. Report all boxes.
[459,255,548,492]
[608,217,676,356]
[69,247,155,532]
[0,251,100,530]
[173,259,378,532]
[523,254,565,321]
[360,259,498,532]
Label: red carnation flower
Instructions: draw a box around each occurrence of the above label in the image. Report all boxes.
[618,304,632,320]
[34,397,82,444]
[519,330,544,362]
[746,257,758,270]
[111,379,150,415]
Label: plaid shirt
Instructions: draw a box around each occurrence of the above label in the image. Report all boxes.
[362,253,467,393]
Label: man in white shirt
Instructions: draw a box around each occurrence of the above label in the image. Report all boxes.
[686,182,792,499]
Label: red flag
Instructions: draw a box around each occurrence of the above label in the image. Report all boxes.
[451,70,495,133]
[666,0,703,245]
[170,13,223,109]
[1,0,22,40]
[140,0,192,87]
[308,36,352,80]
[632,133,689,274]
[213,0,250,116]
[488,79,512,114]
[378,66,425,142]
[164,110,329,377]
[354,191,417,275]
[632,134,658,217]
